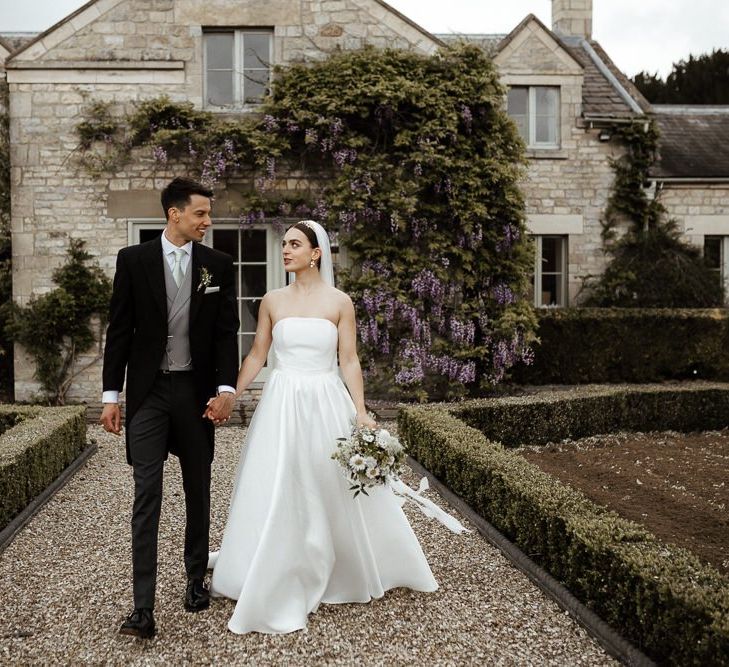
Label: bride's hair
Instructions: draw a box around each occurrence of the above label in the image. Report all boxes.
[289,221,321,269]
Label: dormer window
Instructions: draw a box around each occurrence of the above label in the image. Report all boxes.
[507,86,560,149]
[204,29,272,108]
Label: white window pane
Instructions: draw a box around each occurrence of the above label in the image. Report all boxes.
[207,70,234,106]
[535,87,559,115]
[243,33,271,69]
[535,115,557,144]
[206,33,233,70]
[507,87,528,115]
[242,71,268,104]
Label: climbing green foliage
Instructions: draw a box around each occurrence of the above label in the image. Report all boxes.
[584,122,723,307]
[75,44,536,399]
[10,240,112,405]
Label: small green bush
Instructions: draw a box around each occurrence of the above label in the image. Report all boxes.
[0,405,86,530]
[399,384,729,665]
[514,308,729,385]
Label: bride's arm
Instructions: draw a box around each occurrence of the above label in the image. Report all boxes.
[233,295,274,398]
[338,296,376,428]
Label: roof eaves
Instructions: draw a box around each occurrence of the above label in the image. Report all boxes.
[496,13,583,69]
[371,0,446,48]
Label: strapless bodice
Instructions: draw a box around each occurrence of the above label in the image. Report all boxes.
[271,317,338,374]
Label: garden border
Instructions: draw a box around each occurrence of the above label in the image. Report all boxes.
[407,455,654,666]
[399,383,729,665]
[0,442,97,554]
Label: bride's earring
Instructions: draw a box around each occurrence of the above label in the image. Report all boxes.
[310,257,316,268]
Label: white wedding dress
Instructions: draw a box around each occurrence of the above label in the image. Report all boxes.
[208,317,438,634]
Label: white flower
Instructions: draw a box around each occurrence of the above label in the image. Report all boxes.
[363,456,377,469]
[366,466,380,479]
[363,434,375,442]
[387,455,395,466]
[349,454,366,471]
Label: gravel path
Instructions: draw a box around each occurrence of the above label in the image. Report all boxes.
[0,425,616,665]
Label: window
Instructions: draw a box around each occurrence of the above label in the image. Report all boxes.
[204,30,272,108]
[507,86,560,148]
[529,235,567,307]
[704,236,729,300]
[128,221,286,378]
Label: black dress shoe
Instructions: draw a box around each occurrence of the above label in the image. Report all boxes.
[119,608,155,638]
[185,578,210,612]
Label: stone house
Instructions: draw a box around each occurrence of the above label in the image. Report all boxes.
[2,0,728,404]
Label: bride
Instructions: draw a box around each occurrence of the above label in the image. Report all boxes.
[207,220,439,634]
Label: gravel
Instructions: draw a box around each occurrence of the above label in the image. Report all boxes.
[0,424,616,665]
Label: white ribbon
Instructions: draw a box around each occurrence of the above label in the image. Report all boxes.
[389,476,471,534]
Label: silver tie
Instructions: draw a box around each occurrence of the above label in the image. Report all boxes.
[172,248,185,287]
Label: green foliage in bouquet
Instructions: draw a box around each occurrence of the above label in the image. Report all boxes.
[9,240,112,405]
[75,44,536,400]
[583,121,723,307]
[332,424,405,498]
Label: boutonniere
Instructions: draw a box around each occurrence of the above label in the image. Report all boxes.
[197,266,213,292]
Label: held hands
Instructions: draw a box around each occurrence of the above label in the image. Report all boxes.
[204,392,236,426]
[100,403,122,436]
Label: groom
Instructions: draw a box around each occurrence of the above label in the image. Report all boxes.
[100,176,239,638]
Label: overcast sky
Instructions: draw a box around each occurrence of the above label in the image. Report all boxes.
[1,0,727,78]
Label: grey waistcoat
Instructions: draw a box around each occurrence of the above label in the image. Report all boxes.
[160,252,194,371]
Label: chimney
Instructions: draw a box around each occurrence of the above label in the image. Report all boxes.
[552,0,593,39]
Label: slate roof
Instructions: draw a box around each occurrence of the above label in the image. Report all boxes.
[559,36,651,118]
[651,106,729,179]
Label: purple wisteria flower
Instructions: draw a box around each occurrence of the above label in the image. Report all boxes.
[492,282,516,306]
[496,223,521,253]
[152,145,167,164]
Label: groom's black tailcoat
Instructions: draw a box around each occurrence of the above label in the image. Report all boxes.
[103,236,239,464]
[102,235,239,608]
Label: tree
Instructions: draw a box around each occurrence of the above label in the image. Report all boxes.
[633,49,729,104]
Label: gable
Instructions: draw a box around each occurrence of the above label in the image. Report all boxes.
[494,15,582,76]
[9,0,442,66]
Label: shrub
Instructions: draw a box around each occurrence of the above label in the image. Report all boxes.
[513,308,729,385]
[399,384,729,665]
[0,405,86,531]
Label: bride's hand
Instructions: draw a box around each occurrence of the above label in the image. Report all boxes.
[356,412,376,429]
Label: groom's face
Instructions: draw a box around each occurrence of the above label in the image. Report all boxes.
[169,194,212,243]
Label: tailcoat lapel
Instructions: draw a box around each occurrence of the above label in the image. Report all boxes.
[142,236,167,318]
[189,243,205,324]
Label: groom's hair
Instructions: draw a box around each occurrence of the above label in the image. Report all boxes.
[161,177,214,220]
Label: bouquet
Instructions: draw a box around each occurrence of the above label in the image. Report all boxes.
[331,422,406,498]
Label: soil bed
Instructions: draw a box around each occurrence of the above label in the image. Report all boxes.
[516,430,729,575]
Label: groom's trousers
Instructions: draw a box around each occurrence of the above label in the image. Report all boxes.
[127,371,211,609]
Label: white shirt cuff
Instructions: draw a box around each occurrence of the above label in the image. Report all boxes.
[102,390,120,403]
[217,385,236,396]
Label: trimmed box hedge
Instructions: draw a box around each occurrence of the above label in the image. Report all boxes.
[513,308,729,385]
[399,384,729,665]
[0,405,86,530]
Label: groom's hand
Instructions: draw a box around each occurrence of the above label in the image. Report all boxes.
[100,403,122,435]
[204,392,235,425]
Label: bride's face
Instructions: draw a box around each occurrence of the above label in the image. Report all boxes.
[282,228,320,272]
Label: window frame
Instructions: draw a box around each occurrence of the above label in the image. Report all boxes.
[704,235,729,303]
[202,28,273,110]
[508,85,561,150]
[531,234,568,307]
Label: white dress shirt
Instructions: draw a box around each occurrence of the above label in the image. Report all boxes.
[102,231,236,403]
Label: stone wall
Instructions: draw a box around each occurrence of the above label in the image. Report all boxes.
[7,0,440,403]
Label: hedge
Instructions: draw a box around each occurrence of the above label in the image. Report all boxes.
[0,405,86,530]
[399,384,729,665]
[512,308,729,384]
